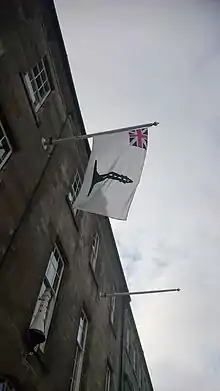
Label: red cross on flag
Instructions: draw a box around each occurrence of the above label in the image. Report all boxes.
[129,128,148,150]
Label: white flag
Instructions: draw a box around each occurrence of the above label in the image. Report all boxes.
[73,127,148,220]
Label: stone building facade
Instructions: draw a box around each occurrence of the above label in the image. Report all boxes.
[121,305,154,391]
[0,1,154,390]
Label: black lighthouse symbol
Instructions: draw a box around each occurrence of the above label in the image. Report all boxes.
[88,160,133,196]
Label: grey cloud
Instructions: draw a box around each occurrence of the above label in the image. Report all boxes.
[55,0,220,390]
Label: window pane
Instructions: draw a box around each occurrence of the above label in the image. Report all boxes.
[0,139,10,159]
[126,328,130,352]
[68,170,82,213]
[0,142,6,159]
[77,316,84,347]
[0,381,16,391]
[41,69,47,82]
[72,171,82,197]
[33,65,39,76]
[36,75,42,89]
[110,295,116,324]
[0,126,3,139]
[0,122,12,169]
[77,312,88,349]
[53,273,60,293]
[73,181,79,193]
[90,233,99,271]
[46,261,56,288]
[105,367,111,391]
[56,256,63,278]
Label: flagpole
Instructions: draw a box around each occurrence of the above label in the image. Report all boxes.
[42,121,159,149]
[99,288,180,298]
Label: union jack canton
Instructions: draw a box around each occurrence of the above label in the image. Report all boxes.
[129,127,148,150]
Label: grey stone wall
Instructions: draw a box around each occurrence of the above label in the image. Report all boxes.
[0,1,127,390]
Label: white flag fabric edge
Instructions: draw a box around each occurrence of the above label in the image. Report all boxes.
[73,127,148,220]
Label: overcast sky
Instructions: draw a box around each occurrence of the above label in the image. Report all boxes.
[55,1,220,390]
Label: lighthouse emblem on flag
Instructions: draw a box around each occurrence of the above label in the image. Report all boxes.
[129,128,148,150]
[73,125,150,220]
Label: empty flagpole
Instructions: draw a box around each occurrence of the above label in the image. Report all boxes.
[99,288,180,298]
[42,121,159,149]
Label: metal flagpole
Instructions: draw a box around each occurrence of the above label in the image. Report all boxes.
[99,288,180,298]
[42,121,159,149]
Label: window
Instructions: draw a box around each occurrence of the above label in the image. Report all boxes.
[104,365,111,391]
[90,233,99,271]
[133,348,136,373]
[0,119,12,169]
[110,293,116,325]
[138,366,142,388]
[30,243,64,348]
[24,57,51,111]
[67,170,82,216]
[126,327,130,353]
[0,379,16,391]
[70,310,88,391]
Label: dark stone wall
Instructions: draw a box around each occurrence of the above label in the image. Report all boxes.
[0,1,127,390]
[122,305,154,391]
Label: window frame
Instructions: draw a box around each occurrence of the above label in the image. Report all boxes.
[30,243,64,351]
[0,379,16,391]
[0,119,12,170]
[70,310,89,391]
[67,170,82,217]
[138,366,142,388]
[126,327,130,354]
[104,364,112,391]
[110,293,116,325]
[90,232,100,272]
[76,310,88,351]
[133,347,136,373]
[23,57,51,112]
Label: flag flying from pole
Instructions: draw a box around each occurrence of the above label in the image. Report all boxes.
[73,126,148,220]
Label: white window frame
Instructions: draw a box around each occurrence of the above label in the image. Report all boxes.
[138,366,142,388]
[70,310,88,391]
[24,57,51,112]
[67,170,82,217]
[104,365,111,391]
[126,327,130,353]
[90,232,99,272]
[30,243,64,351]
[110,292,116,325]
[0,379,16,391]
[133,348,136,373]
[0,119,12,170]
